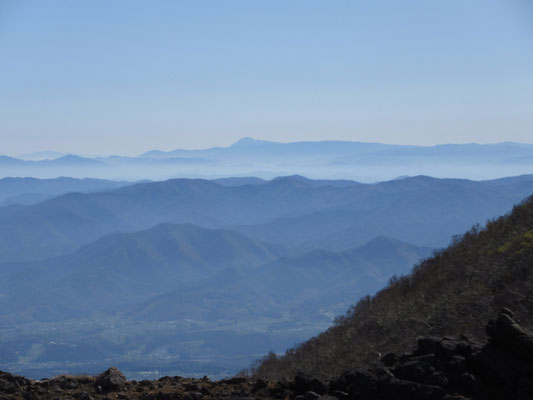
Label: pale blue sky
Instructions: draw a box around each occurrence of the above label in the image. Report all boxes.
[1,0,532,156]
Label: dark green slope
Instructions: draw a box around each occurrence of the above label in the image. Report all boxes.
[252,195,533,380]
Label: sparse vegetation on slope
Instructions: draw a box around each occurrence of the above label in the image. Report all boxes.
[251,195,533,380]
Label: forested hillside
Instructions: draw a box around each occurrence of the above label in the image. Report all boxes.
[252,195,533,380]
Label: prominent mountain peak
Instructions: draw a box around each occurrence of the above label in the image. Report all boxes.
[230,137,274,147]
[271,175,311,183]
[56,154,82,161]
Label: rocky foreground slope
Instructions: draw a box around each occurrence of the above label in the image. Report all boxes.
[1,309,532,400]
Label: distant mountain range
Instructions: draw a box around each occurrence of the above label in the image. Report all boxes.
[18,151,68,161]
[0,177,133,206]
[1,174,532,263]
[0,172,532,379]
[2,139,533,181]
[0,224,431,323]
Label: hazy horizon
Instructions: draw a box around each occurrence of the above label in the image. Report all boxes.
[8,137,533,159]
[2,0,533,156]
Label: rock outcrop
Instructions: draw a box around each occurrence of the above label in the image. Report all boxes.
[94,367,127,392]
[0,310,532,399]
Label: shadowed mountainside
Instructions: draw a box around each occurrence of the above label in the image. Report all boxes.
[0,226,431,326]
[125,236,432,323]
[0,226,431,379]
[0,176,132,206]
[0,223,280,322]
[0,175,532,262]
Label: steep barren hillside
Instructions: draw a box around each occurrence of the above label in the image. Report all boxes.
[252,195,533,380]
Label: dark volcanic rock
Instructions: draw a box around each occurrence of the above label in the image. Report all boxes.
[293,374,327,395]
[95,367,127,391]
[251,378,267,393]
[486,307,533,361]
[364,309,533,399]
[326,309,533,399]
[221,377,248,385]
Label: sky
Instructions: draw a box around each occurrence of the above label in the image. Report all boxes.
[1,0,533,156]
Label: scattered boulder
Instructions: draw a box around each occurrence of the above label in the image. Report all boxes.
[486,307,533,361]
[252,378,268,393]
[303,391,320,400]
[94,367,127,391]
[293,374,326,395]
